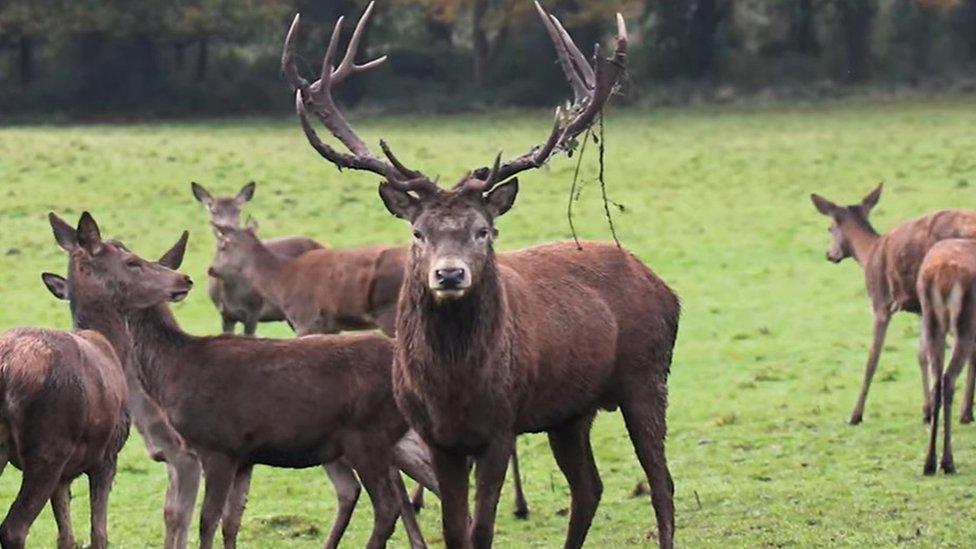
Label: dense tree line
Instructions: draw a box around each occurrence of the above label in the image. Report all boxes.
[1,0,975,116]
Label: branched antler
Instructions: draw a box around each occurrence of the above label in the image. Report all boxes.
[460,2,628,194]
[282,1,437,195]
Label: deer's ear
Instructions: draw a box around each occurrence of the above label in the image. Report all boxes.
[76,212,103,255]
[379,183,421,221]
[49,212,77,251]
[810,194,837,216]
[485,178,518,218]
[236,181,256,203]
[41,273,69,301]
[159,231,189,269]
[191,182,212,205]
[861,183,882,212]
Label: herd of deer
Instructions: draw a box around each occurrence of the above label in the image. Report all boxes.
[1,3,974,549]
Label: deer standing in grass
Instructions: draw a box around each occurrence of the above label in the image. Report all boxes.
[811,185,976,425]
[192,181,322,335]
[49,212,437,549]
[919,238,976,475]
[0,229,131,548]
[283,3,678,547]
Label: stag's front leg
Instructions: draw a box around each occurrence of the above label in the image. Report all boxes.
[431,446,471,549]
[850,311,891,425]
[470,437,515,549]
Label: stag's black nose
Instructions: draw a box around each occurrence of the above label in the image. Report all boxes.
[435,268,465,289]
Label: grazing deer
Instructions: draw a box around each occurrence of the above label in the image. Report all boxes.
[51,212,437,549]
[191,181,323,335]
[810,185,976,424]
[283,3,678,547]
[46,212,256,549]
[919,238,976,475]
[0,237,130,547]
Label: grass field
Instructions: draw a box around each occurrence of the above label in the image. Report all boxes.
[3,96,976,547]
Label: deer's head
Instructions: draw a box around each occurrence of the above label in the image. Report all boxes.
[281,1,626,301]
[810,184,882,263]
[46,212,194,310]
[191,181,256,229]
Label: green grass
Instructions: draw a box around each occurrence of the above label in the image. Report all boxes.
[3,96,976,547]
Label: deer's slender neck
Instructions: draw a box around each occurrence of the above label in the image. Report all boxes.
[125,306,192,407]
[71,297,131,364]
[843,218,881,266]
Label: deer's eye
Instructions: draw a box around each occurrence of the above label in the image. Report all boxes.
[412,230,424,242]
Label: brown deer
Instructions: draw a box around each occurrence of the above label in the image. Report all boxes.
[810,186,976,425]
[46,211,258,549]
[211,221,530,516]
[191,181,323,335]
[919,238,976,475]
[283,3,678,547]
[0,231,131,547]
[49,212,437,549]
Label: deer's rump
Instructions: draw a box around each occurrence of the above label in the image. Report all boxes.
[0,328,128,476]
[874,210,976,313]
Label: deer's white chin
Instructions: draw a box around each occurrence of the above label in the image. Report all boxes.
[431,288,468,302]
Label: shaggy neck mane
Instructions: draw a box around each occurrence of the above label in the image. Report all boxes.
[401,251,505,367]
[125,305,193,406]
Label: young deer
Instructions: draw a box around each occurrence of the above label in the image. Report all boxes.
[191,182,322,335]
[283,4,677,548]
[0,226,132,548]
[51,212,437,549]
[45,213,255,549]
[811,185,976,424]
[919,239,976,475]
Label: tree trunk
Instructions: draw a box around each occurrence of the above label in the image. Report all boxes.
[472,0,490,89]
[839,0,875,83]
[195,38,208,82]
[18,36,33,86]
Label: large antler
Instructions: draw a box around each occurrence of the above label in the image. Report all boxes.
[282,2,438,195]
[461,2,628,194]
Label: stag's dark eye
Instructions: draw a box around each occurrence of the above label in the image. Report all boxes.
[412,230,424,241]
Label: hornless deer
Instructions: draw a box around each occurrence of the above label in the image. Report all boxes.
[49,212,438,549]
[919,239,976,475]
[283,3,678,547]
[0,256,130,547]
[191,181,323,335]
[810,186,976,424]
[46,211,259,549]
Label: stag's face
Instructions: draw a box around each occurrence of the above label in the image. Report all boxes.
[380,180,518,301]
[191,182,255,229]
[48,213,194,309]
[810,184,882,264]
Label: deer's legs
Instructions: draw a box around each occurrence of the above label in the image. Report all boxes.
[0,457,68,549]
[510,441,529,519]
[323,461,361,549]
[961,348,976,424]
[164,450,202,549]
[548,414,600,549]
[940,332,976,473]
[850,312,891,425]
[88,462,116,549]
[50,482,75,549]
[918,335,932,423]
[430,446,470,549]
[620,379,674,549]
[470,437,514,549]
[220,464,253,548]
[198,454,237,549]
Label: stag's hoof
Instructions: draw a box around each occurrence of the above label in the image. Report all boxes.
[514,506,530,520]
[849,414,863,425]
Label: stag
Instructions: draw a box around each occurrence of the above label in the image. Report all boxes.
[918,239,976,475]
[192,181,322,335]
[47,212,437,549]
[283,3,678,547]
[0,230,130,548]
[811,186,976,424]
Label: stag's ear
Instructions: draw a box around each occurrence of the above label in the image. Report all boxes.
[861,183,883,212]
[810,194,837,216]
[41,273,69,301]
[49,212,77,251]
[485,178,518,218]
[159,231,189,269]
[76,212,103,255]
[236,181,256,204]
[379,183,421,221]
[191,182,212,205]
